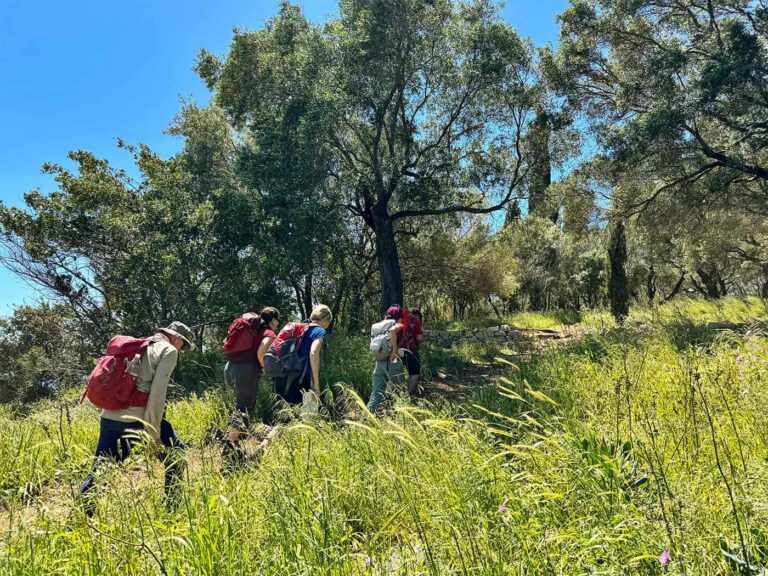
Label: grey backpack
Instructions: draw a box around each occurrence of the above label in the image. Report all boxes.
[369,319,396,361]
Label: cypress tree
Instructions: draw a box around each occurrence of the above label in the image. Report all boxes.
[608,220,630,324]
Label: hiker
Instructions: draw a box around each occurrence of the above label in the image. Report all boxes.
[270,304,333,406]
[80,321,194,514]
[221,307,280,465]
[401,308,425,396]
[367,305,407,414]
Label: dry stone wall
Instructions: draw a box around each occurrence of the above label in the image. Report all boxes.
[423,325,566,347]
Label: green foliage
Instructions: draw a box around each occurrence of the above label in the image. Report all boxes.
[0,136,292,348]
[321,335,372,396]
[203,0,539,310]
[547,0,768,308]
[0,304,88,403]
[574,435,649,500]
[551,0,768,214]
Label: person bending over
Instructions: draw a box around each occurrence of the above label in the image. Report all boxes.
[274,304,333,405]
[81,321,194,514]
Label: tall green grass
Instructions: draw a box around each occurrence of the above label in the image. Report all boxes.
[0,298,767,574]
[434,296,767,332]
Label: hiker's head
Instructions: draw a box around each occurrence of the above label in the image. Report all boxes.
[385,305,404,321]
[159,321,194,351]
[260,307,280,330]
[410,308,422,320]
[309,304,333,329]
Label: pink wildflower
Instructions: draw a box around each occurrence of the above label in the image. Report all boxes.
[498,505,508,513]
[659,550,670,565]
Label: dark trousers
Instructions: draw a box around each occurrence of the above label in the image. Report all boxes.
[81,417,186,509]
[274,365,310,405]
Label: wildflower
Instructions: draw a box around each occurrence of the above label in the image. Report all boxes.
[736,354,744,365]
[659,550,670,565]
[364,557,372,567]
[739,370,745,376]
[498,505,508,514]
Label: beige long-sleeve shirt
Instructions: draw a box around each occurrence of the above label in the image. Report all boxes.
[101,335,179,441]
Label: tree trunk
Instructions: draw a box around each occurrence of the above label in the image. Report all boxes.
[487,295,502,319]
[371,204,404,314]
[717,272,728,297]
[761,263,768,298]
[330,276,346,331]
[529,281,546,311]
[303,274,313,319]
[291,282,309,320]
[664,272,686,302]
[695,265,723,299]
[346,285,364,335]
[646,264,656,302]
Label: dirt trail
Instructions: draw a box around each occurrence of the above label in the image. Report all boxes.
[0,441,245,543]
[422,324,587,399]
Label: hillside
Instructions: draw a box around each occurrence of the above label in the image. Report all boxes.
[0,298,765,574]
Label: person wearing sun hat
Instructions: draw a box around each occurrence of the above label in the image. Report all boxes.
[80,321,194,513]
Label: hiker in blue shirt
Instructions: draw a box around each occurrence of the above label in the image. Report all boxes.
[274,304,332,404]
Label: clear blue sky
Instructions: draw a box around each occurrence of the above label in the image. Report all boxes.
[0,0,569,315]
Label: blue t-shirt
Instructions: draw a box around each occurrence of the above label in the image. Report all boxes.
[298,325,326,359]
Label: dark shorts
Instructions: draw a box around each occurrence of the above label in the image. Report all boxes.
[401,349,421,376]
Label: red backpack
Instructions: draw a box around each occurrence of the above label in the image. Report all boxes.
[82,336,157,410]
[400,312,420,350]
[263,322,308,378]
[223,313,262,362]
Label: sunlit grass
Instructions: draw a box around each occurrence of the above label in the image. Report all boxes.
[0,298,767,574]
[434,296,767,333]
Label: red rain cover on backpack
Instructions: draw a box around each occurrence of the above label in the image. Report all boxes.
[263,322,307,378]
[83,336,153,410]
[222,313,261,362]
[400,311,422,350]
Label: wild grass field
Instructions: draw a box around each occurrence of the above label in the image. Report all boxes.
[1,297,767,575]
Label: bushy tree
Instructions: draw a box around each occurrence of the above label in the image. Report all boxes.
[198,0,538,312]
[549,0,768,215]
[0,304,87,403]
[0,136,289,347]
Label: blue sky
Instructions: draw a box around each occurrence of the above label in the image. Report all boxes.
[0,0,570,315]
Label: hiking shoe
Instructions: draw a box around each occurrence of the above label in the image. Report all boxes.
[221,439,246,473]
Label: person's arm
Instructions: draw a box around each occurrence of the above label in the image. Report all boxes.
[143,345,178,444]
[389,324,402,361]
[309,338,323,395]
[257,335,275,366]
